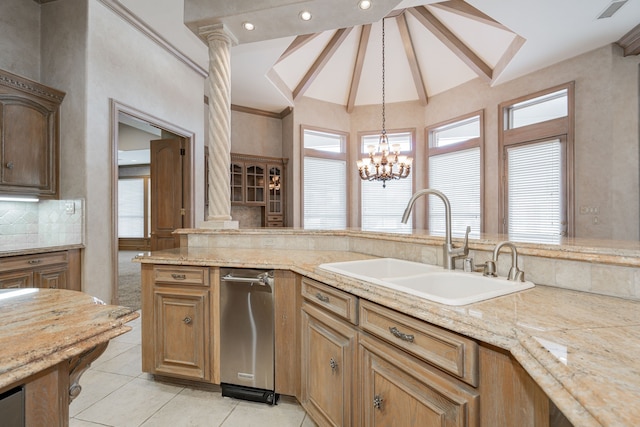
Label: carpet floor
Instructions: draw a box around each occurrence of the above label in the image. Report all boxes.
[118,250,142,311]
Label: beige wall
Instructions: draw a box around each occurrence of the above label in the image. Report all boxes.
[0,0,41,81]
[231,110,283,157]
[283,43,640,240]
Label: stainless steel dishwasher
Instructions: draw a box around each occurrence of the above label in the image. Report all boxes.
[220,268,278,405]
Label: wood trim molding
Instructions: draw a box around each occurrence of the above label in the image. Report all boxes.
[231,104,292,119]
[431,0,507,31]
[98,0,207,78]
[347,24,371,113]
[293,27,353,100]
[276,33,322,64]
[617,23,640,56]
[396,13,428,106]
[0,68,65,103]
[409,6,492,83]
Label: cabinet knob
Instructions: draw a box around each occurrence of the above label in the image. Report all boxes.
[329,357,338,372]
[373,394,383,410]
[183,316,192,325]
[5,162,13,169]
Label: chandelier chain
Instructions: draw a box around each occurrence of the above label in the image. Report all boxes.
[381,18,386,135]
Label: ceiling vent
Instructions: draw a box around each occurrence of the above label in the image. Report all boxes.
[597,0,628,19]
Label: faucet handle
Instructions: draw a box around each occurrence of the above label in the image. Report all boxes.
[483,260,497,277]
[462,226,471,254]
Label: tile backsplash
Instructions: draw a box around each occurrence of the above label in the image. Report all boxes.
[0,199,84,250]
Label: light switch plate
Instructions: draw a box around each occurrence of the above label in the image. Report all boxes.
[65,201,75,214]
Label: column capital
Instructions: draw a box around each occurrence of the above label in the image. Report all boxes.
[198,23,238,47]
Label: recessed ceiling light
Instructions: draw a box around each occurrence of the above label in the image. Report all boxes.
[299,10,312,21]
[242,22,255,31]
[358,0,372,10]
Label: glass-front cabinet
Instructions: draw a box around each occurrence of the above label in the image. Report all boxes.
[229,154,287,227]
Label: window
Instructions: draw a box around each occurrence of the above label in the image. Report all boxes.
[118,177,150,238]
[506,139,564,241]
[360,131,414,233]
[499,83,574,240]
[427,112,482,236]
[303,128,348,229]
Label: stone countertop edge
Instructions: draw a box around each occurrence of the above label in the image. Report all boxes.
[0,243,85,258]
[134,248,640,427]
[0,291,139,391]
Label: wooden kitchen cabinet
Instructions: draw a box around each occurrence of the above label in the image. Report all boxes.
[0,249,81,291]
[229,153,287,227]
[359,332,479,427]
[301,278,358,427]
[0,68,64,198]
[141,264,215,382]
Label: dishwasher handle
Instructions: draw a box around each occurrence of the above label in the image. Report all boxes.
[221,273,273,286]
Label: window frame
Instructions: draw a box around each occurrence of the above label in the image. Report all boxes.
[426,110,484,233]
[498,82,575,237]
[301,125,350,229]
[357,128,416,231]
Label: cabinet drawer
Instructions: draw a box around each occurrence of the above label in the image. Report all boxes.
[359,299,478,386]
[302,278,358,325]
[0,251,68,273]
[154,266,208,286]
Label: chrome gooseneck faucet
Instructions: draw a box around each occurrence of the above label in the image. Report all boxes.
[483,241,525,282]
[401,189,470,270]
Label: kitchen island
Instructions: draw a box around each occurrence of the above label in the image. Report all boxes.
[136,242,640,427]
[0,288,139,426]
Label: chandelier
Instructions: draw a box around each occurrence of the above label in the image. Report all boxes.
[357,18,412,188]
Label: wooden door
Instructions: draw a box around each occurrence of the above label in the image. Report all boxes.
[150,138,184,251]
[34,265,68,289]
[302,302,357,427]
[0,271,33,289]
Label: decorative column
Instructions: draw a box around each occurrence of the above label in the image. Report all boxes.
[199,24,238,229]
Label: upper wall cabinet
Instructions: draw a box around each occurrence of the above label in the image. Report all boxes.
[0,69,65,199]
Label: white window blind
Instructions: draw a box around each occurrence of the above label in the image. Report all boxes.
[118,178,145,237]
[361,132,413,233]
[361,179,413,233]
[507,140,562,242]
[304,157,347,229]
[428,148,481,236]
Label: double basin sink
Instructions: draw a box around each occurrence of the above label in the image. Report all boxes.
[318,258,534,306]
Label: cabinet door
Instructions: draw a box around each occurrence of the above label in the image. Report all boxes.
[230,162,244,204]
[34,265,68,289]
[245,164,265,204]
[359,333,479,427]
[0,271,33,289]
[153,287,209,380]
[302,302,357,427]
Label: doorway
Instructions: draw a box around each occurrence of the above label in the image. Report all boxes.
[111,100,195,307]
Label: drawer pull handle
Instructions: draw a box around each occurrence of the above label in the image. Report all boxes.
[315,292,330,303]
[183,316,192,325]
[389,326,414,343]
[28,259,42,265]
[373,394,383,410]
[329,357,338,372]
[171,274,186,280]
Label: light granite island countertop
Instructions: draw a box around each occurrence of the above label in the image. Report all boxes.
[135,246,640,427]
[0,288,139,425]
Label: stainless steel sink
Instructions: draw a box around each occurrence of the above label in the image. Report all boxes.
[318,258,534,306]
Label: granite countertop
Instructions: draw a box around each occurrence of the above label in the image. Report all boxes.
[0,288,139,390]
[135,247,640,427]
[0,243,85,258]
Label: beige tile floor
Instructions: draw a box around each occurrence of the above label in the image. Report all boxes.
[70,313,316,427]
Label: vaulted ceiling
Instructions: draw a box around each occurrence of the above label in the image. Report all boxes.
[118,0,640,114]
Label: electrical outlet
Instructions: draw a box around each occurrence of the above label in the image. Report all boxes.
[65,201,75,214]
